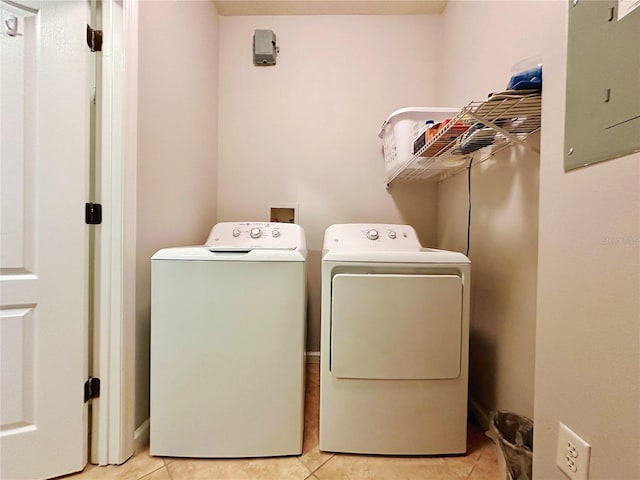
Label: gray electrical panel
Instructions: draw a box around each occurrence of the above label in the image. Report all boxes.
[564,0,640,170]
[253,29,278,66]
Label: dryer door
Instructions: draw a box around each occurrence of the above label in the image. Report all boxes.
[331,274,462,380]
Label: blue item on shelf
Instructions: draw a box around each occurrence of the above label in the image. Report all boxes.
[507,65,542,90]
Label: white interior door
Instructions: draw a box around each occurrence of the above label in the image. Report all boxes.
[0,1,90,478]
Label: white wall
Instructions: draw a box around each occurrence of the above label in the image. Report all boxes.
[437,0,558,422]
[534,3,640,479]
[217,15,443,351]
[136,0,219,428]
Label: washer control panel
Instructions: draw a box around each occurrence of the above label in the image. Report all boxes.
[323,224,422,251]
[206,222,303,250]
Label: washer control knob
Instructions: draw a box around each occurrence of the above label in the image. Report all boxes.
[232,228,241,237]
[388,230,397,239]
[272,229,281,238]
[250,227,262,239]
[366,229,379,241]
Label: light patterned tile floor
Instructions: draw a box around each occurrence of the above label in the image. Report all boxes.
[62,364,498,479]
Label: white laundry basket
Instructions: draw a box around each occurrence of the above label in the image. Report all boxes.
[378,107,459,177]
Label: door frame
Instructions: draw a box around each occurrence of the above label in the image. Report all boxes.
[92,0,137,465]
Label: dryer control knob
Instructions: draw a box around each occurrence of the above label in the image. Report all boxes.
[388,230,397,239]
[232,228,241,237]
[272,229,281,238]
[366,229,379,241]
[250,227,262,239]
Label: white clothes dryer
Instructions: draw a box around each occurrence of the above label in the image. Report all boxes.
[319,224,470,455]
[150,222,307,458]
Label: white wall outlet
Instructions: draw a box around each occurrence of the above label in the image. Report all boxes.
[557,422,591,480]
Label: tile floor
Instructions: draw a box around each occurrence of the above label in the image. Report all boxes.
[62,364,499,480]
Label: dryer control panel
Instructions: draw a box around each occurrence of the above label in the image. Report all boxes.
[323,224,422,251]
[206,222,305,251]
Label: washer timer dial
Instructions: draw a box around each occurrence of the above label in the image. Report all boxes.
[250,227,262,239]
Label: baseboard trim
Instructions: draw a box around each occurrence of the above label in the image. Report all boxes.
[304,351,320,363]
[134,418,150,451]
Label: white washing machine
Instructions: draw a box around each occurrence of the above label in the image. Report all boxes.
[150,222,307,458]
[319,224,470,455]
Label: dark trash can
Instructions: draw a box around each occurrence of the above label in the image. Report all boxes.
[487,411,533,480]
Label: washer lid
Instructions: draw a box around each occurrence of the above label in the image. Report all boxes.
[152,246,306,262]
[205,222,306,252]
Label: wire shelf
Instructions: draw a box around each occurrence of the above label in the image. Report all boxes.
[385,92,542,186]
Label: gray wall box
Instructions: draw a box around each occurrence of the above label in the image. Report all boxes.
[253,29,278,65]
[564,0,640,170]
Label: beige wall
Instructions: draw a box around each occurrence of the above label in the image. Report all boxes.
[217,15,443,351]
[438,4,640,478]
[133,8,640,479]
[534,3,640,479]
[136,0,219,428]
[436,0,558,422]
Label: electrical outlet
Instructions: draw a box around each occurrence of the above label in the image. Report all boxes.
[557,422,591,480]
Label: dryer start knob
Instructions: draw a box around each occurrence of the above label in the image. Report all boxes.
[250,227,262,239]
[366,229,379,240]
[232,228,241,237]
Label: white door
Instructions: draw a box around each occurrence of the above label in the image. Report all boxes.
[1,1,90,478]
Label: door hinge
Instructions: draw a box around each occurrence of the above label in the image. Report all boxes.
[84,377,101,402]
[85,203,102,225]
[86,24,103,52]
